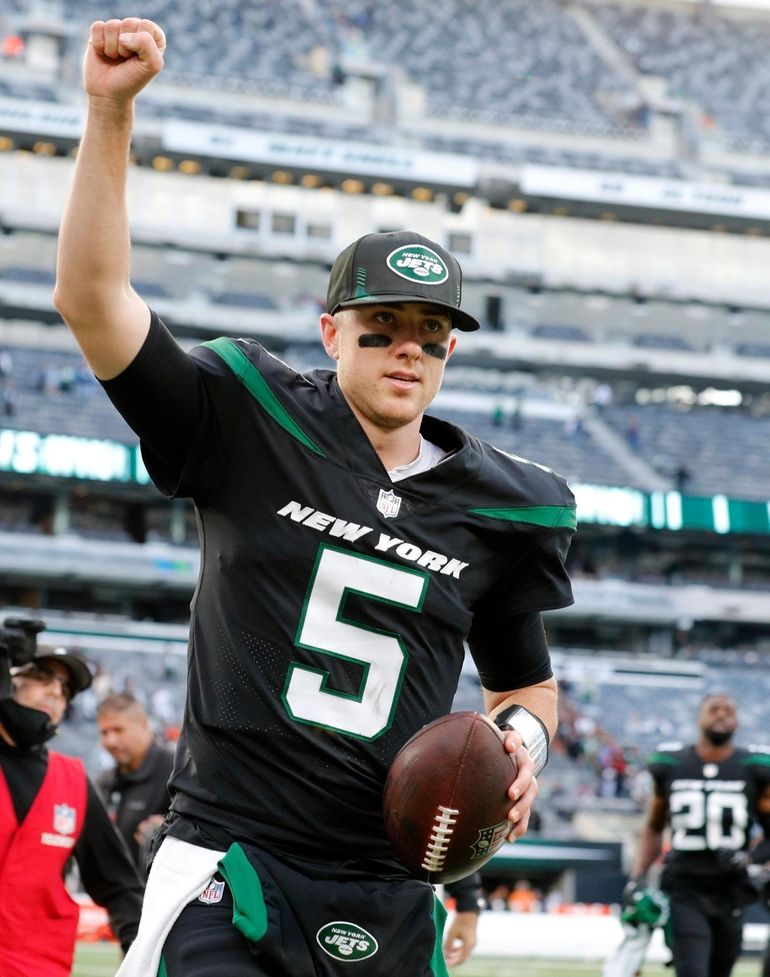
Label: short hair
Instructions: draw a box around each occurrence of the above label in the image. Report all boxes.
[96,692,147,719]
[698,691,737,711]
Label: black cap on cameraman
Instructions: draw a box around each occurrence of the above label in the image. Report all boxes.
[12,647,93,699]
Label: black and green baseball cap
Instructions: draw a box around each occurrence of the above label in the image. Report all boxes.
[327,231,480,331]
[12,646,93,699]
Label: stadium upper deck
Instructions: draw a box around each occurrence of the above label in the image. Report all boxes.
[3,0,770,179]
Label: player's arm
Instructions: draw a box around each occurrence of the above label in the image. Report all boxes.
[442,910,479,967]
[53,18,165,380]
[630,790,668,881]
[485,676,557,841]
[75,779,144,951]
[443,873,483,967]
[468,609,556,840]
[757,783,770,820]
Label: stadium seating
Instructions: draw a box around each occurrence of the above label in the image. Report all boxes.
[6,0,770,175]
[17,0,639,134]
[437,406,635,489]
[592,2,770,150]
[561,658,770,762]
[603,404,770,501]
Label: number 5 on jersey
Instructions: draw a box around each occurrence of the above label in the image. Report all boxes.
[282,546,429,739]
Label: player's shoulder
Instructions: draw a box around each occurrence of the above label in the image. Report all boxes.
[191,336,294,380]
[741,744,770,766]
[464,435,576,527]
[190,337,333,402]
[647,741,688,767]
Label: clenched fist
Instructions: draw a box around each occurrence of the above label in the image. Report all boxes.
[84,18,166,101]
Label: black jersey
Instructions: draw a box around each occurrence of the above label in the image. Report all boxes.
[109,327,575,860]
[649,741,770,890]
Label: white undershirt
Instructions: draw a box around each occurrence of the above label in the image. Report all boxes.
[388,436,448,482]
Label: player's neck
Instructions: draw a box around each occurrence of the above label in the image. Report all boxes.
[357,415,423,472]
[695,738,735,762]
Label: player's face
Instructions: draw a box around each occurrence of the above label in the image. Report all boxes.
[98,710,151,770]
[320,303,457,435]
[698,695,738,738]
[12,661,70,725]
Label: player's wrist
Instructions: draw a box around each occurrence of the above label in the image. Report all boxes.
[455,901,483,914]
[493,704,549,775]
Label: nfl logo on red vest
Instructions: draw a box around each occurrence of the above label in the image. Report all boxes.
[53,803,77,835]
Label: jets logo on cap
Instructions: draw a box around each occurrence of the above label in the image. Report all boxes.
[386,245,448,285]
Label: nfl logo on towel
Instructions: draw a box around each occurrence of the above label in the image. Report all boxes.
[377,489,402,519]
[53,804,77,835]
[198,878,225,904]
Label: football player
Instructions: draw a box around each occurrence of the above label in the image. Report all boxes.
[627,692,770,977]
[54,19,576,977]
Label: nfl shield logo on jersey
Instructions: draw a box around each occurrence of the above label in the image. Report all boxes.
[377,489,402,519]
[53,804,77,836]
[198,878,225,904]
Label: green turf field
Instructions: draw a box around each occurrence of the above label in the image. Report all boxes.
[71,942,761,977]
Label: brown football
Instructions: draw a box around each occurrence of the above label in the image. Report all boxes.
[383,711,517,883]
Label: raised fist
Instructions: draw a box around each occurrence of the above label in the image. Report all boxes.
[84,18,166,101]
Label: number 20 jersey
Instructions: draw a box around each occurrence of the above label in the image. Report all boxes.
[649,742,770,885]
[141,335,576,860]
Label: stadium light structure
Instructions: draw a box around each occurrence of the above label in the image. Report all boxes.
[178,159,201,175]
[151,156,174,172]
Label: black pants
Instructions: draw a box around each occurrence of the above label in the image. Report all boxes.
[762,936,770,977]
[666,890,744,977]
[160,842,446,977]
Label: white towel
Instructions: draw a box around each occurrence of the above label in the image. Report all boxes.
[116,836,226,977]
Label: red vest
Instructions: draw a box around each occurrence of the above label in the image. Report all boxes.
[0,751,87,977]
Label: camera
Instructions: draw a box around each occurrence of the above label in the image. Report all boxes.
[0,617,47,696]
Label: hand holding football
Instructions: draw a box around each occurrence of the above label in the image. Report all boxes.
[383,711,517,883]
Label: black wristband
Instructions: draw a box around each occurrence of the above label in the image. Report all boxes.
[494,704,549,775]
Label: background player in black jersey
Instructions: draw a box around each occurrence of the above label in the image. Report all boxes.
[628,692,770,977]
[53,19,576,977]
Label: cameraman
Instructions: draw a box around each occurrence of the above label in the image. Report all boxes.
[0,644,143,977]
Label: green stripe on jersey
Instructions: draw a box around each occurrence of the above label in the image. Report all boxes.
[431,894,450,977]
[742,754,770,766]
[157,957,168,977]
[218,843,269,944]
[468,504,577,531]
[203,338,326,458]
[648,753,680,766]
